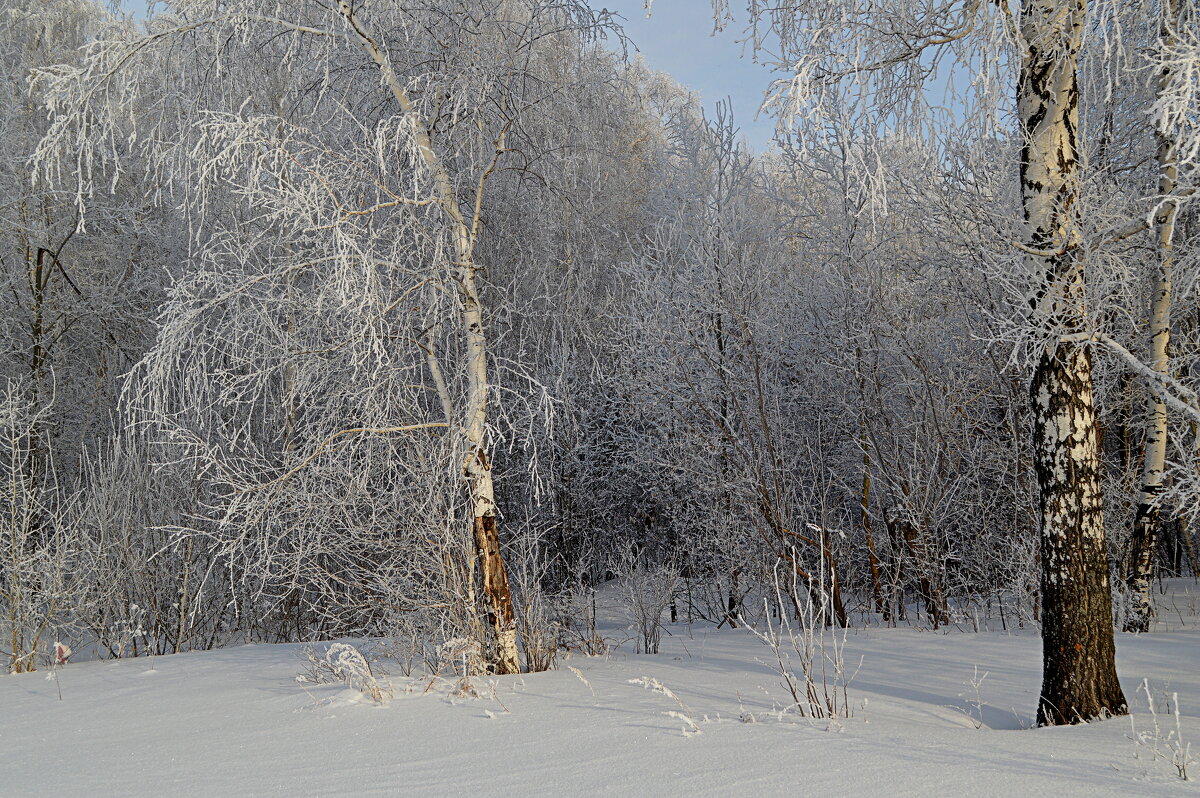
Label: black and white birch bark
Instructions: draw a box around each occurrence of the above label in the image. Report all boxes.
[1020,0,1127,725]
[1124,0,1182,635]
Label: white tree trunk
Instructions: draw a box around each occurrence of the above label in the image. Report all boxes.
[1125,0,1181,634]
[1021,0,1127,726]
[338,1,520,674]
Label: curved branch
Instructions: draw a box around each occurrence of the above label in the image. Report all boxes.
[1062,332,1200,425]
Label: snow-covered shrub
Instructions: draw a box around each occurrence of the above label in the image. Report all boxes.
[749,555,856,720]
[436,637,484,680]
[380,609,441,678]
[434,637,487,698]
[622,558,681,655]
[0,386,88,673]
[553,583,608,656]
[298,643,391,705]
[1130,679,1195,781]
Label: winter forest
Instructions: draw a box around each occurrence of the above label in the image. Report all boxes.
[3,0,1200,794]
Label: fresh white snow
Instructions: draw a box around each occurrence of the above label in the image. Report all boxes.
[4,582,1199,797]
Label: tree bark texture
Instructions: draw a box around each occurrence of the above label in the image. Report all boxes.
[1020,0,1127,725]
[1031,345,1126,724]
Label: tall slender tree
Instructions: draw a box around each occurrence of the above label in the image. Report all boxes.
[711,0,1135,722]
[1124,0,1192,635]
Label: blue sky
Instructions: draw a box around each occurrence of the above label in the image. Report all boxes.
[120,1,779,149]
[601,1,778,150]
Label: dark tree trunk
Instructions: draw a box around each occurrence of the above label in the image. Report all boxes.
[1031,345,1127,725]
[1124,503,1162,633]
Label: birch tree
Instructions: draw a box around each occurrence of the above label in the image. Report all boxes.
[37,0,617,673]
[336,0,522,674]
[708,0,1164,722]
[1123,0,1198,633]
[1017,0,1132,725]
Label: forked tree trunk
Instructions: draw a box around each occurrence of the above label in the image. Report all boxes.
[341,2,521,674]
[816,526,849,628]
[895,516,947,629]
[883,510,908,623]
[1125,0,1181,634]
[1020,0,1126,725]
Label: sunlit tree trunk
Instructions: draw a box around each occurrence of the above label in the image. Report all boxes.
[1021,0,1127,726]
[1124,0,1181,635]
[339,1,520,674]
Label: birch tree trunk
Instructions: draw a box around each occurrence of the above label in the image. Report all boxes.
[338,1,520,674]
[1021,0,1127,725]
[1124,0,1181,635]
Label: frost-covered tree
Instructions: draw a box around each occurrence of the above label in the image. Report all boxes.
[1120,0,1199,634]
[0,0,178,671]
[36,0,627,673]
[704,0,1191,722]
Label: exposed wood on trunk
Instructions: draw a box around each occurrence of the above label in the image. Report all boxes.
[338,1,520,674]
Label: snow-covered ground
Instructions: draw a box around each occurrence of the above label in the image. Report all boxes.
[4,581,1199,796]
